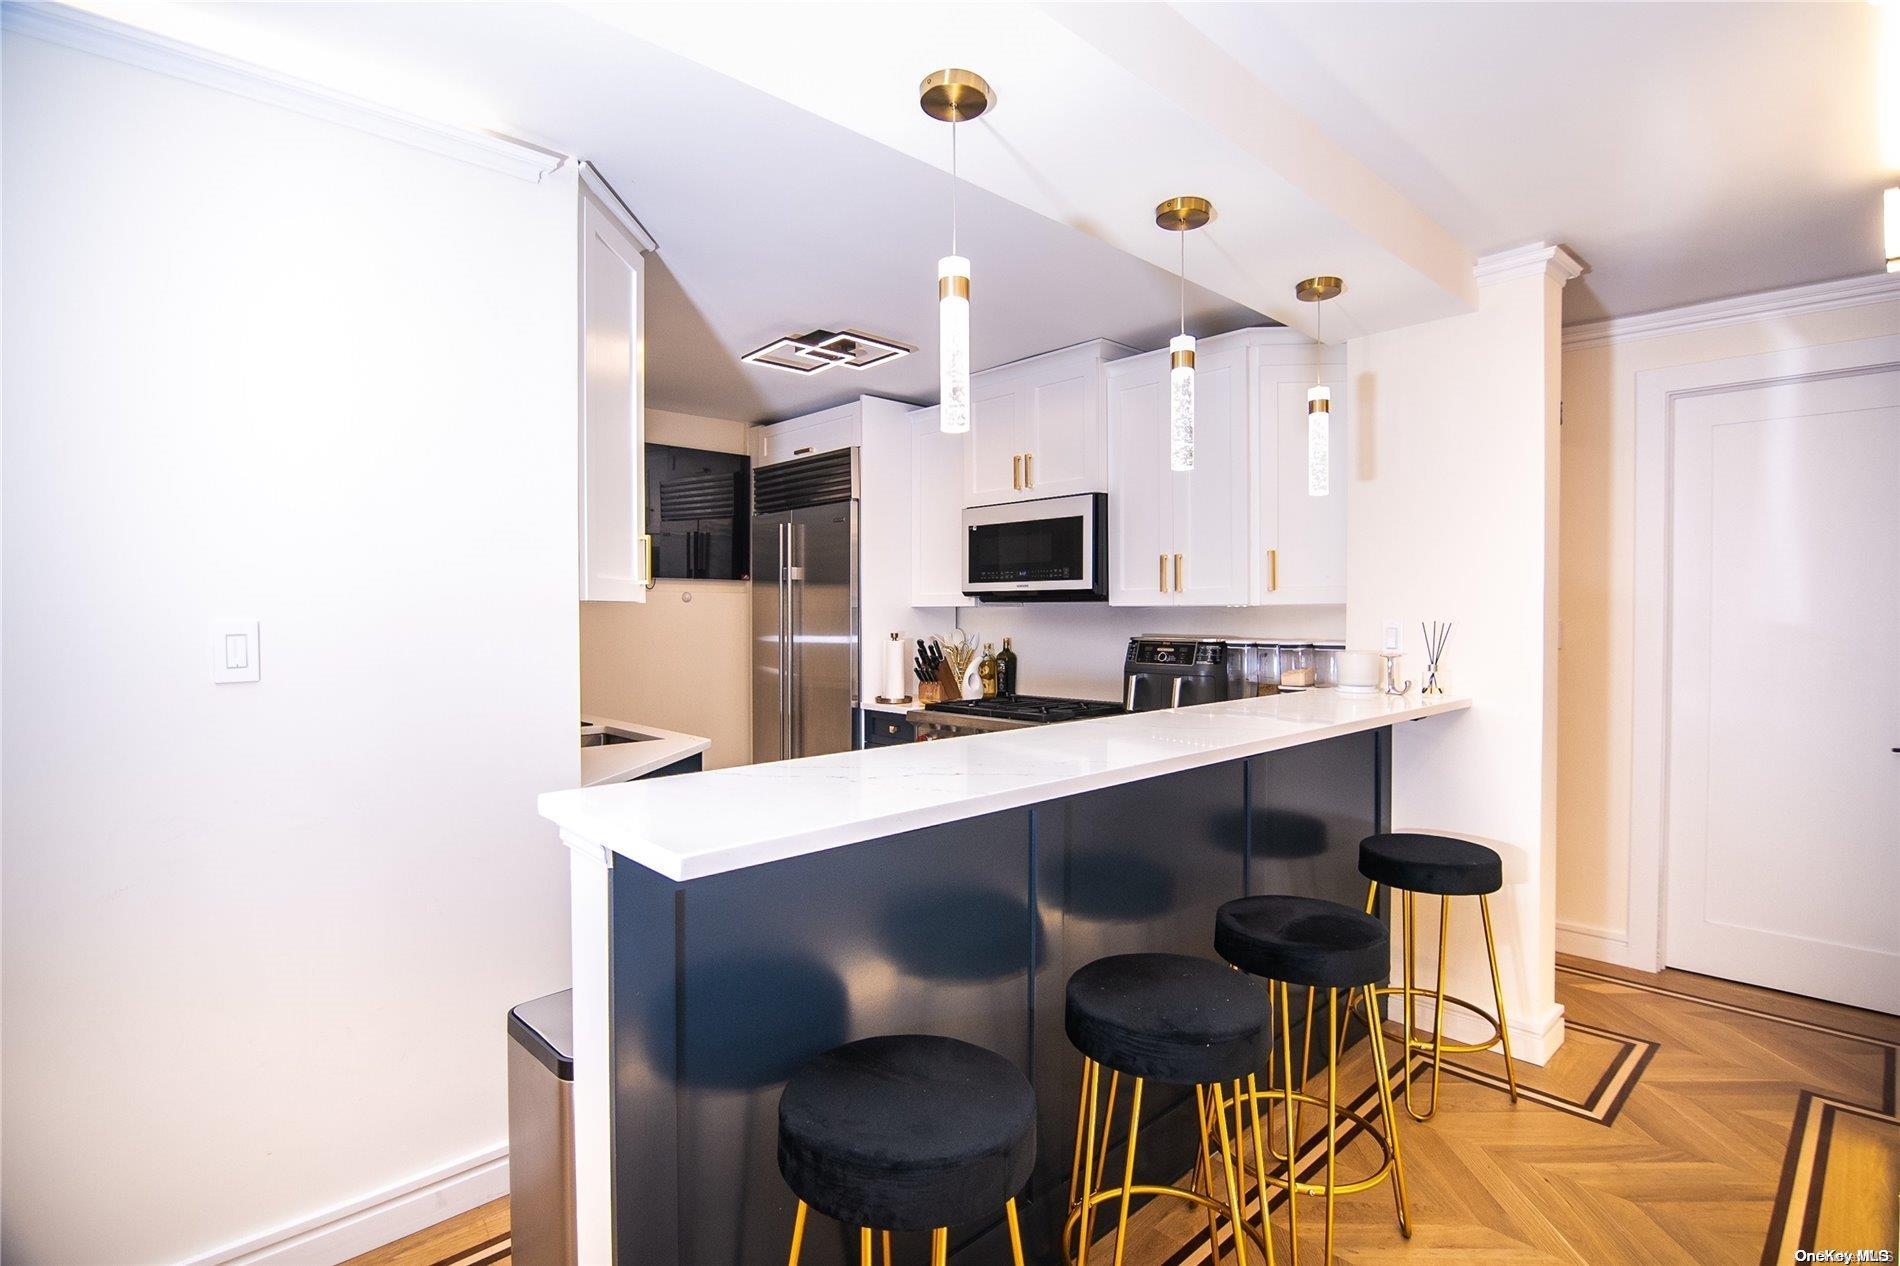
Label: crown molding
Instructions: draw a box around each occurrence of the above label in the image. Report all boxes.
[1,1,567,183]
[1562,271,1900,351]
[1474,242,1587,287]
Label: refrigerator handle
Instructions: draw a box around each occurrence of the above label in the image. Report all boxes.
[779,520,792,761]
[786,517,801,752]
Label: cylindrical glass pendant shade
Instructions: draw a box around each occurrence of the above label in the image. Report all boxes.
[1307,383,1331,497]
[938,255,971,434]
[1169,334,1196,472]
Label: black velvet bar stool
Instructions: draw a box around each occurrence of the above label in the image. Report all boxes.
[1064,953,1272,1266]
[778,1034,1035,1266]
[1215,896,1411,1266]
[1353,832,1519,1121]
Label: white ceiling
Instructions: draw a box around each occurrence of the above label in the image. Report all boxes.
[1176,2,1884,323]
[74,0,1266,423]
[68,1,1891,418]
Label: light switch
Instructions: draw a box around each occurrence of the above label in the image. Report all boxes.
[212,621,260,684]
[1382,621,1403,653]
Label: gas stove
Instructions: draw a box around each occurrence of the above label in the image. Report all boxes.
[908,694,1125,737]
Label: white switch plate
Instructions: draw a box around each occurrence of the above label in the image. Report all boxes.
[1382,620,1403,653]
[211,621,260,684]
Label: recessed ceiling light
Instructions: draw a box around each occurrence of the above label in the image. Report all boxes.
[741,329,913,375]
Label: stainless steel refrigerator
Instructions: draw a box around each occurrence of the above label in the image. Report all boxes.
[751,449,858,761]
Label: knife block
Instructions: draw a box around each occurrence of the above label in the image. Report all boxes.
[936,663,962,701]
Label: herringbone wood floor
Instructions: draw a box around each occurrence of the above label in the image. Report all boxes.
[358,957,1899,1266]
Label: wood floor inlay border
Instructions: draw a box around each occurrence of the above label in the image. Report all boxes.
[1761,1092,1900,1265]
[1558,962,1900,1114]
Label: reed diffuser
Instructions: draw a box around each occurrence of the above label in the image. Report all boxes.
[1420,621,1453,696]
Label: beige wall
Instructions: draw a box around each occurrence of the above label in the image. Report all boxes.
[580,409,754,769]
[1556,286,1900,963]
[1346,256,1570,1061]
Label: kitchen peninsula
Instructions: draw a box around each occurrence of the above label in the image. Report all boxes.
[538,690,1469,1265]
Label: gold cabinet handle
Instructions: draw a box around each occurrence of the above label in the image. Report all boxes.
[1013,454,1022,490]
[1025,452,1033,487]
[1174,553,1183,592]
[1266,548,1278,592]
[1158,553,1167,592]
[643,533,655,590]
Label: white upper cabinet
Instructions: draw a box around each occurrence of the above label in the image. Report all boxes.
[908,406,973,608]
[962,341,1127,505]
[1172,344,1252,605]
[1106,341,1250,606]
[578,169,656,603]
[751,401,863,467]
[1253,342,1347,604]
[1106,353,1171,605]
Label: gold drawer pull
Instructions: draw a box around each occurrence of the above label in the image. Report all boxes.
[1013,454,1022,490]
[1174,553,1183,592]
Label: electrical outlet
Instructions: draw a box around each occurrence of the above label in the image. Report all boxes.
[1382,620,1403,654]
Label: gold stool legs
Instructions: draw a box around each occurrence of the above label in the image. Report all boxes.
[786,1200,1023,1266]
[1360,880,1521,1122]
[1254,981,1409,1266]
[1064,1058,1264,1266]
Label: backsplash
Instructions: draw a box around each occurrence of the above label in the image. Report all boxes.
[938,603,1348,701]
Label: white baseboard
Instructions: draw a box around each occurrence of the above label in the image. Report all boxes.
[180,1145,508,1266]
[1383,992,1566,1067]
[1556,919,1646,969]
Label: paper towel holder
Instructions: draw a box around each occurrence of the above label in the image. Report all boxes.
[874,630,915,706]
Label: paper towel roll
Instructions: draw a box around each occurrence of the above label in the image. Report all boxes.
[878,633,912,703]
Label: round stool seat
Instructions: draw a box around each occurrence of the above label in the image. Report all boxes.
[777,1035,1035,1233]
[1216,895,1388,989]
[1065,953,1269,1086]
[1359,832,1503,896]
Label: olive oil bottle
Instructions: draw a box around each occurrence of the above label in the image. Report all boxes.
[996,637,1019,698]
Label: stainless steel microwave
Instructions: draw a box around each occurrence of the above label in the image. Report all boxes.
[961,492,1108,602]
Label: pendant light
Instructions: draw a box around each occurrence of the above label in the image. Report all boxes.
[1296,275,1343,497]
[1156,196,1212,472]
[920,69,991,435]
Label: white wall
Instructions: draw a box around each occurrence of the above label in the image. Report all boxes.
[951,603,1345,701]
[580,411,752,768]
[1556,282,1900,964]
[1,33,577,1265]
[1345,252,1570,1062]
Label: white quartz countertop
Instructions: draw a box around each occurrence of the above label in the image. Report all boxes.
[544,691,1469,880]
[578,715,711,787]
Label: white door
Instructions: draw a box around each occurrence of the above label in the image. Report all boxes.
[966,375,1027,505]
[1022,364,1097,498]
[578,190,648,602]
[1106,353,1173,605]
[1664,368,1900,1012]
[1259,366,1347,604]
[909,407,972,607]
[1171,345,1252,606]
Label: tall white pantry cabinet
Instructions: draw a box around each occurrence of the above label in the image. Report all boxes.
[577,165,658,602]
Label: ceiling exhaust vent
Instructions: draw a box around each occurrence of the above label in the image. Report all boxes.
[741,329,912,375]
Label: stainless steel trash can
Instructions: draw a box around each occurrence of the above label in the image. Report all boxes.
[507,990,576,1266]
